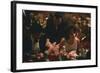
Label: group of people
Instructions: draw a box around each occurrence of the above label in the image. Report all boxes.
[23,11,91,62]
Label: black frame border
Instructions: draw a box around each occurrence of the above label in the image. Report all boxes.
[11,1,98,72]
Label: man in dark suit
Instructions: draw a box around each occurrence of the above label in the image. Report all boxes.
[46,12,71,44]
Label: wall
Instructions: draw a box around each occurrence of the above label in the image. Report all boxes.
[0,0,99,73]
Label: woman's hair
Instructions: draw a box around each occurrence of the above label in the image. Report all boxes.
[65,26,76,40]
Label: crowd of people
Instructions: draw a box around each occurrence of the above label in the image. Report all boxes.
[23,10,91,62]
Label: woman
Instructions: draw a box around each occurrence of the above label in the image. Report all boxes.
[60,26,79,60]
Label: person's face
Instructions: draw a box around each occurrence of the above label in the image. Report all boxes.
[69,33,74,39]
[82,20,87,26]
[39,16,44,24]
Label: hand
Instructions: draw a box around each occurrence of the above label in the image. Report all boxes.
[67,50,78,60]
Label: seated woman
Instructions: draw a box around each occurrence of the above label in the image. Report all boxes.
[59,26,79,60]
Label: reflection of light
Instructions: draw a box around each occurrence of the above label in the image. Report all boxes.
[75,36,80,42]
[45,17,48,20]
[81,36,86,40]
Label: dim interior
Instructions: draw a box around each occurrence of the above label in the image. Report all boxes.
[22,10,91,62]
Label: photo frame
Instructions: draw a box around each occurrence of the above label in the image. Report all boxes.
[11,1,98,72]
